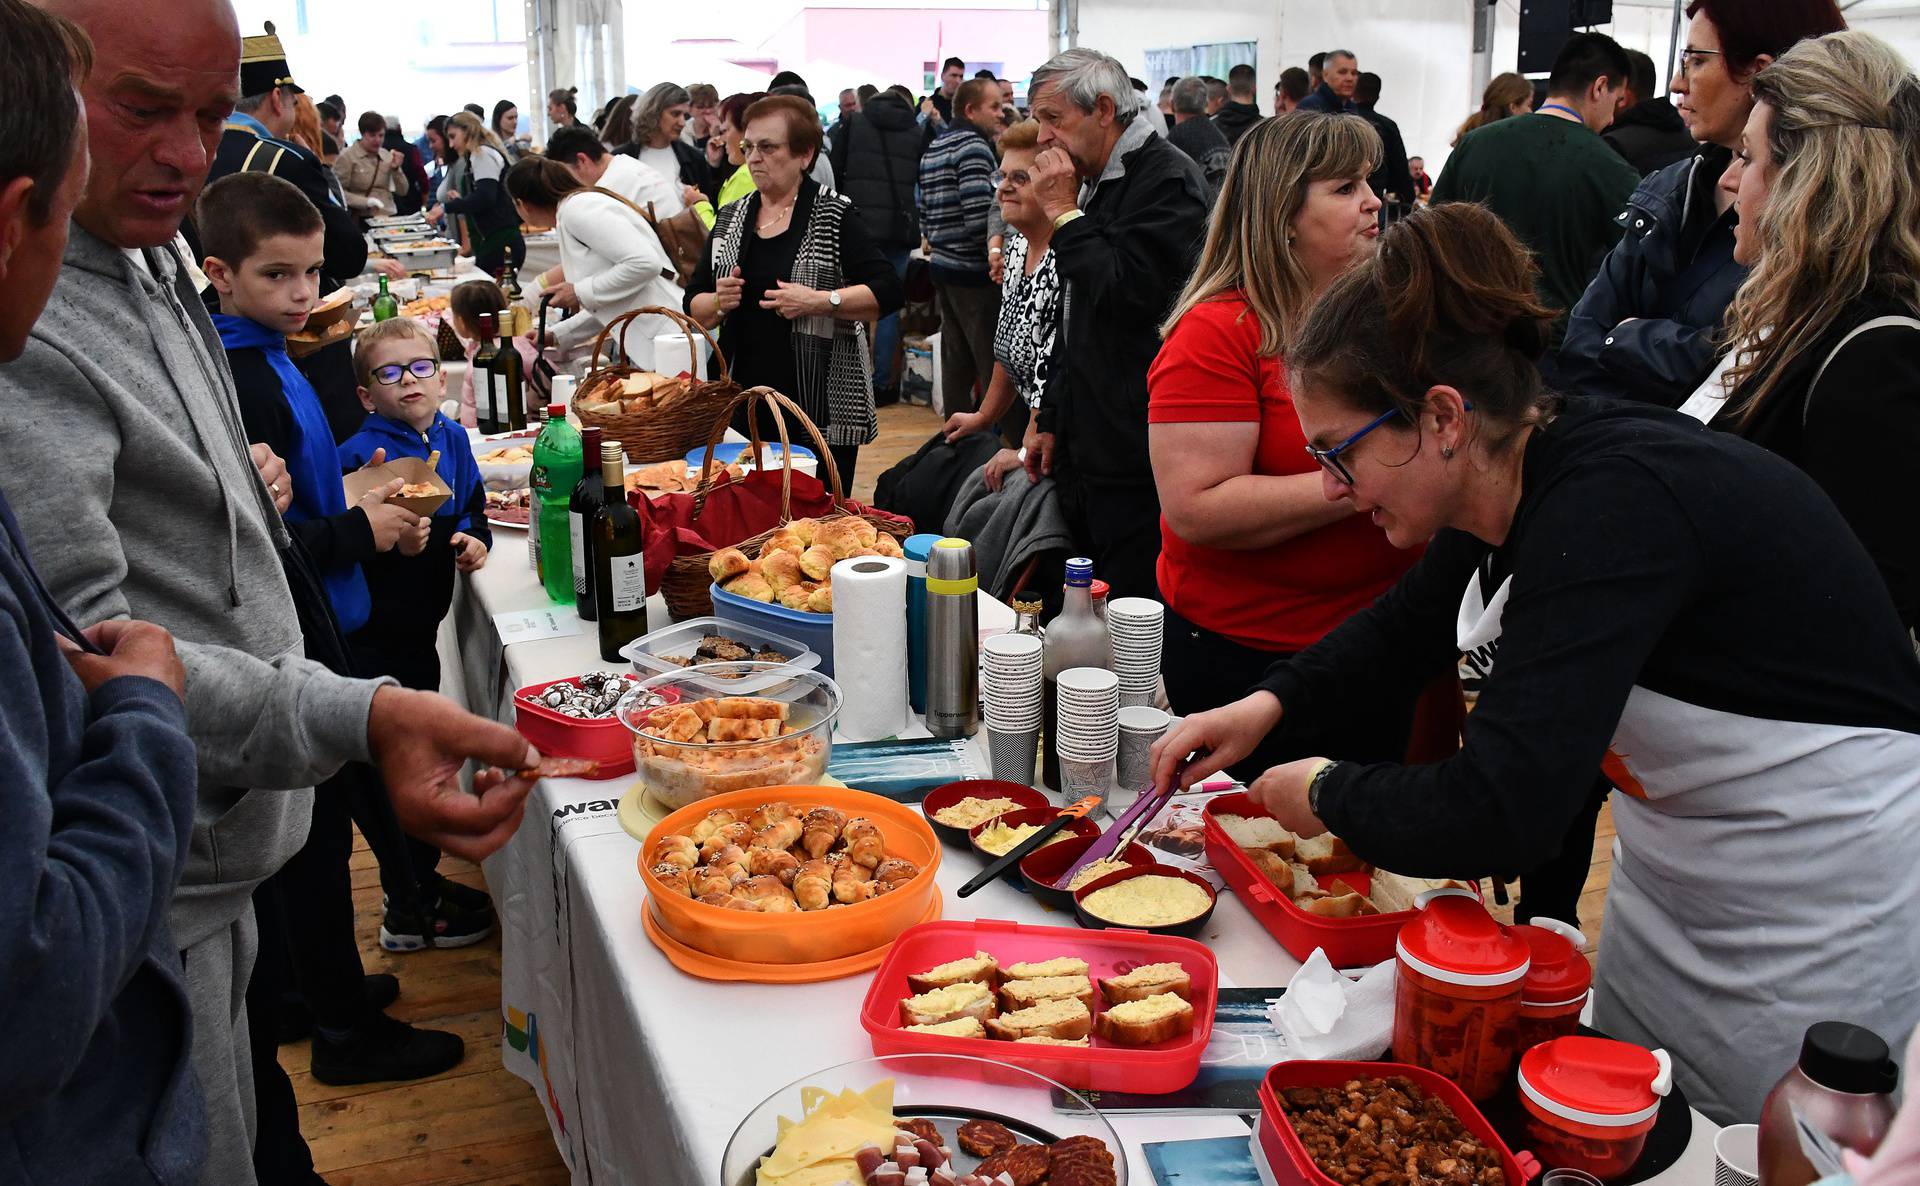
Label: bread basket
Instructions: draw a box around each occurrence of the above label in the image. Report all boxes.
[572,305,738,464]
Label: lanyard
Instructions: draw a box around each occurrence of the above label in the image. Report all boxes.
[1537,102,1584,122]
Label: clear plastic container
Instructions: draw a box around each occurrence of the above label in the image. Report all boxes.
[613,663,838,811]
[1392,890,1530,1101]
[618,615,819,689]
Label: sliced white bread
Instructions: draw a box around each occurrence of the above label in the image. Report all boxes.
[900,981,998,1027]
[906,950,1000,994]
[1244,848,1295,896]
[1002,956,1089,980]
[1368,871,1476,914]
[1094,992,1194,1046]
[1216,814,1296,855]
[997,975,1094,1012]
[1295,833,1366,876]
[1014,1035,1090,1047]
[903,1016,989,1039]
[1301,891,1378,918]
[1097,962,1192,1004]
[983,997,1092,1042]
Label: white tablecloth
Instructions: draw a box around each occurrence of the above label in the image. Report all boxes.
[441,527,1721,1186]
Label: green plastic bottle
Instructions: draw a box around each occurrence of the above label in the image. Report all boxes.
[370,273,398,321]
[530,404,582,604]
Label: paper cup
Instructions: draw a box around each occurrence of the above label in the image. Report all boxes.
[1714,1125,1759,1186]
[987,725,1040,785]
[1059,755,1113,807]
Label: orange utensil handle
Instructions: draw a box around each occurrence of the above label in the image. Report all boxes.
[1060,796,1102,819]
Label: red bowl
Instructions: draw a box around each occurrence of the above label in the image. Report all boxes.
[1019,834,1159,911]
[920,779,1050,848]
[967,806,1100,880]
[512,676,678,779]
[1072,864,1218,939]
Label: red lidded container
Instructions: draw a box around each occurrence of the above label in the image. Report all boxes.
[1393,887,1530,1101]
[1517,1036,1671,1180]
[1512,916,1592,1054]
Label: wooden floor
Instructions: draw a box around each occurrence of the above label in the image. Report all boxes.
[286,397,1614,1181]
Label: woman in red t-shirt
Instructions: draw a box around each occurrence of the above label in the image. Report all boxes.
[1149,112,1427,773]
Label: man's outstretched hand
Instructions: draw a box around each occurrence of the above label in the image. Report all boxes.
[368,686,537,862]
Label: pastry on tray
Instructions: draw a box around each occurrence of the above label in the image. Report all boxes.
[1002,957,1089,981]
[997,975,1094,1012]
[652,798,920,913]
[906,951,999,994]
[1094,992,1194,1046]
[983,997,1091,1042]
[1098,962,1193,1004]
[899,981,997,1027]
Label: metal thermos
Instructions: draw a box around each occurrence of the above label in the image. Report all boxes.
[925,538,979,739]
[902,533,944,714]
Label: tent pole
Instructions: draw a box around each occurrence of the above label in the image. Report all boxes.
[1667,0,1683,92]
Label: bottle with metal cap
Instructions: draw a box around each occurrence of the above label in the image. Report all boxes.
[902,533,945,714]
[925,538,979,739]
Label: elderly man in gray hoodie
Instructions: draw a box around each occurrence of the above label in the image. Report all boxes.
[1,1,540,1181]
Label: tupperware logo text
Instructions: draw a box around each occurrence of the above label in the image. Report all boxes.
[553,800,619,820]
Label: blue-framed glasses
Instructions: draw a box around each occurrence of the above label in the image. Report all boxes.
[371,357,440,386]
[1305,401,1472,485]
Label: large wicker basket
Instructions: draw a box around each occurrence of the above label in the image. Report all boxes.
[660,386,912,621]
[573,305,737,464]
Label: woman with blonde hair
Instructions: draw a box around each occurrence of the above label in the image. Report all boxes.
[1146,111,1430,772]
[615,81,715,213]
[431,110,523,276]
[1452,71,1534,145]
[1691,29,1920,639]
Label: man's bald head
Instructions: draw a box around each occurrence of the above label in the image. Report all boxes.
[39,0,241,248]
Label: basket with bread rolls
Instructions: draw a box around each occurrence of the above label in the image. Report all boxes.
[1201,792,1480,967]
[571,305,738,463]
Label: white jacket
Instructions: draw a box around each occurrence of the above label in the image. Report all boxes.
[551,188,686,354]
[598,153,681,219]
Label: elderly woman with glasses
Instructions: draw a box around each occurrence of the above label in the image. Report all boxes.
[1151,201,1920,1126]
[685,95,903,486]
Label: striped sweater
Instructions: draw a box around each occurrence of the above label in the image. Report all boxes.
[915,124,997,284]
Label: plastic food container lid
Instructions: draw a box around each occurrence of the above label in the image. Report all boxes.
[1519,1037,1672,1127]
[1395,888,1530,986]
[1513,917,1592,1006]
[903,533,943,564]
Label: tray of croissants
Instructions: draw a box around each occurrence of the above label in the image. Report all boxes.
[709,516,905,615]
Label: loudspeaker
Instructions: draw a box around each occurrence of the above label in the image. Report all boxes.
[1518,0,1615,73]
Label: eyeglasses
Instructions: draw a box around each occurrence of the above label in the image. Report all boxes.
[371,357,441,385]
[1305,401,1472,486]
[739,139,789,158]
[1678,47,1723,78]
[990,169,1032,188]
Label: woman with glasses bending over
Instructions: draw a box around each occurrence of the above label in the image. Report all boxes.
[1150,200,1920,1125]
[1144,113,1436,778]
[685,95,903,487]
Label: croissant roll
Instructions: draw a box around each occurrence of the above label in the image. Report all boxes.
[688,808,737,845]
[777,581,817,610]
[744,802,794,831]
[869,857,920,895]
[831,856,874,905]
[698,890,760,912]
[793,858,834,910]
[806,583,834,614]
[650,863,694,896]
[700,822,753,863]
[690,866,735,898]
[708,547,753,584]
[655,835,699,870]
[789,518,819,546]
[745,845,800,884]
[705,844,748,883]
[840,817,885,869]
[799,543,836,582]
[762,549,805,594]
[752,816,804,852]
[800,806,848,859]
[837,854,874,884]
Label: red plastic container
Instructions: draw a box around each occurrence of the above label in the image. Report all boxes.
[1201,792,1413,967]
[859,918,1218,1093]
[1256,1060,1539,1186]
[1517,1037,1671,1180]
[1394,889,1530,1101]
[512,676,676,779]
[1511,917,1592,1055]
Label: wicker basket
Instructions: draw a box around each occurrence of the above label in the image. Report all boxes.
[660,386,911,621]
[573,306,737,464]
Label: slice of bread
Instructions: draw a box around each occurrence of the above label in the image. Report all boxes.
[1368,871,1475,914]
[1295,834,1366,875]
[1098,962,1192,1004]
[984,997,1092,1041]
[903,1016,988,1039]
[1003,957,1089,980]
[1216,814,1296,855]
[900,981,998,1027]
[1095,992,1194,1046]
[1301,891,1379,918]
[1244,849,1295,896]
[1014,1035,1090,1047]
[998,975,1094,1012]
[906,950,1000,994]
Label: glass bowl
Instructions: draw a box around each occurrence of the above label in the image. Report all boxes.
[719,1052,1127,1186]
[615,663,840,812]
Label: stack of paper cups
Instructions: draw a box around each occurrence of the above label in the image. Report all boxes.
[1055,666,1119,807]
[1116,705,1172,800]
[1107,597,1165,708]
[981,632,1043,784]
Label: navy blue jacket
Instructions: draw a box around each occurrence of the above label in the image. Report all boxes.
[0,493,204,1184]
[1558,148,1745,406]
[1296,81,1355,114]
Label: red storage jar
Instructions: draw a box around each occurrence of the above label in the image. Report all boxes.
[1511,917,1591,1054]
[1393,887,1530,1101]
[1517,1036,1672,1180]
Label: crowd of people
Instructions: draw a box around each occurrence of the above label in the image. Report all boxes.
[3,0,1920,1180]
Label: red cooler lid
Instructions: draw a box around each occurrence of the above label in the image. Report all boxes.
[1394,888,1529,986]
[1513,917,1593,1006]
[1519,1037,1672,1128]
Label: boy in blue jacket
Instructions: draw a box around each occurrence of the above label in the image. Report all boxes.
[340,317,496,949]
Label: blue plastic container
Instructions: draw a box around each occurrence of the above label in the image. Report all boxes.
[902,533,944,714]
[710,582,838,676]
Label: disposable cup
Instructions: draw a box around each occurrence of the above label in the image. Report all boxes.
[987,726,1041,785]
[1714,1126,1759,1186]
[1058,756,1114,807]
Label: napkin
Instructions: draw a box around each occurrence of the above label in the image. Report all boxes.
[1266,949,1397,1062]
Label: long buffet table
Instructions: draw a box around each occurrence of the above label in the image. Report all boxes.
[439,522,1723,1186]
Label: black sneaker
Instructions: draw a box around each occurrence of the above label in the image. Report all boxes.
[431,875,494,917]
[275,973,402,1045]
[309,1011,465,1086]
[380,894,495,952]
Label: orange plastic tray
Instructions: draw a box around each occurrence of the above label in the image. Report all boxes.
[638,785,943,966]
[642,892,942,982]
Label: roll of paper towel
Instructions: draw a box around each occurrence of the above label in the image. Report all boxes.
[654,332,710,380]
[831,555,910,741]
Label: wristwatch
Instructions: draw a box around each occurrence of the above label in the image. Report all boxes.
[1306,760,1341,818]
[826,289,842,310]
